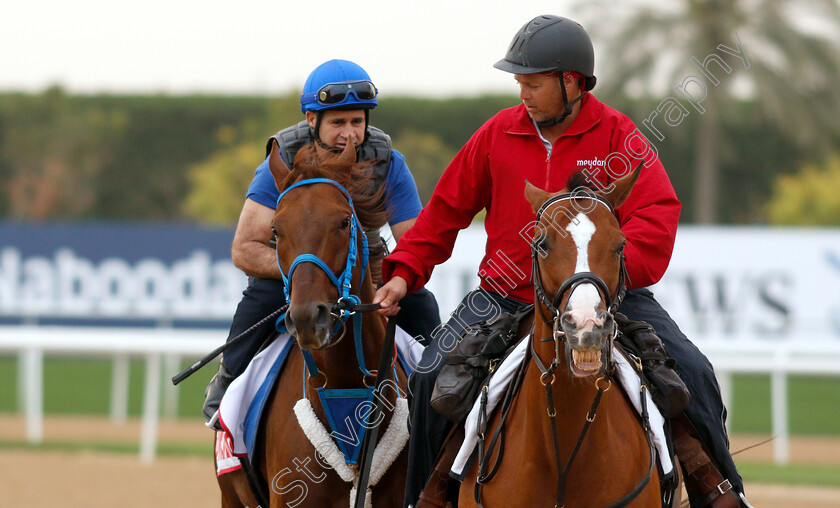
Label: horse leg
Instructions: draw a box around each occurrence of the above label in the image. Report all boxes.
[218,468,260,508]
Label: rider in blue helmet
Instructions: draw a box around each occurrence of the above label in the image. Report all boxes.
[299,59,380,146]
[201,59,441,428]
[300,59,379,113]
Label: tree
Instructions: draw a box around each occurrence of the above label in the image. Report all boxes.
[182,139,264,225]
[181,96,305,225]
[766,155,840,225]
[0,86,127,219]
[391,129,457,203]
[579,0,840,223]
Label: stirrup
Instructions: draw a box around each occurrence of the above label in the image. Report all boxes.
[205,410,221,431]
[738,491,755,508]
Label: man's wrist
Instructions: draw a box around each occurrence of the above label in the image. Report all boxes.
[390,266,416,289]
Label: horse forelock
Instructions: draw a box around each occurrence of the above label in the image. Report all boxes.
[283,143,387,230]
[565,170,598,193]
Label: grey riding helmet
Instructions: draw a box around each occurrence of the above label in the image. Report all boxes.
[494,15,597,91]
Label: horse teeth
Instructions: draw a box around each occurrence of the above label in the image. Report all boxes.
[572,350,602,371]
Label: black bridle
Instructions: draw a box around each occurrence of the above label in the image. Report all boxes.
[531,191,628,329]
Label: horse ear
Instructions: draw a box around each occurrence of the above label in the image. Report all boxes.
[268,139,290,191]
[598,161,642,209]
[524,180,552,213]
[337,138,357,167]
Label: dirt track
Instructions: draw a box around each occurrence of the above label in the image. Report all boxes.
[1,416,839,507]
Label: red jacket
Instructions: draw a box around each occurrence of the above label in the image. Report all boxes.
[384,94,681,303]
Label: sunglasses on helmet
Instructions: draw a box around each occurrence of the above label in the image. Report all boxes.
[311,81,378,105]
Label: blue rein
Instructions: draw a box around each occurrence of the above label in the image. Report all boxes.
[273,178,372,377]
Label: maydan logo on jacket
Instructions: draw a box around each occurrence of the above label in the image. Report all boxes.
[577,158,606,168]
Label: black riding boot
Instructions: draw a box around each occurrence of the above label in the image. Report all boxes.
[202,361,236,430]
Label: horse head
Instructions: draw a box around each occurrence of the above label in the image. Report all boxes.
[525,164,640,377]
[267,139,384,350]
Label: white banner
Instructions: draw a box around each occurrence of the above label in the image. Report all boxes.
[425,225,840,345]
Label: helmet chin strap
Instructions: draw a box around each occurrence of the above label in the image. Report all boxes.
[536,77,588,128]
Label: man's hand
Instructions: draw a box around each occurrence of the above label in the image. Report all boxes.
[373,276,408,316]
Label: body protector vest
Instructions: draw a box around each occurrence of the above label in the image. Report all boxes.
[265,120,392,193]
[266,121,393,283]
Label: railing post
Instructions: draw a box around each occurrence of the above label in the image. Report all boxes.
[771,358,789,464]
[110,354,130,423]
[140,353,162,464]
[162,354,181,419]
[21,348,44,443]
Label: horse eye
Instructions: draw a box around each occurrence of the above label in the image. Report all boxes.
[271,225,278,237]
[535,237,549,252]
[615,243,625,255]
[340,217,351,230]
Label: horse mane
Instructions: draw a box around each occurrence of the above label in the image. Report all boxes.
[286,143,389,231]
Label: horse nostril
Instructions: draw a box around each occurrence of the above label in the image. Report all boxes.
[596,310,612,327]
[285,314,297,335]
[315,303,332,329]
[561,311,577,328]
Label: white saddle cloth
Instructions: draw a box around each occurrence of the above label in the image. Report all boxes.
[452,336,673,478]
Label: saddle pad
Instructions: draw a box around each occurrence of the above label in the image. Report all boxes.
[219,333,294,457]
[394,324,425,374]
[218,325,421,459]
[215,429,242,476]
[451,336,673,479]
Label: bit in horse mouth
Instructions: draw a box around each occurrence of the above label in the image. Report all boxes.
[571,349,602,375]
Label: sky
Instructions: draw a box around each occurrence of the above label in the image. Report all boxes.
[2,0,577,98]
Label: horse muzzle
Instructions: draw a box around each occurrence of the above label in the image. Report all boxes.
[285,301,334,349]
[560,310,614,377]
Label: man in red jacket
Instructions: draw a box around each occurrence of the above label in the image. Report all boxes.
[375,15,750,508]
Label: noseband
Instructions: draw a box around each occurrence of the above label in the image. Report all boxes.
[275,177,369,314]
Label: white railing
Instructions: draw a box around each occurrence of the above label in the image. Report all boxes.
[0,325,221,463]
[2,326,840,464]
[703,342,840,464]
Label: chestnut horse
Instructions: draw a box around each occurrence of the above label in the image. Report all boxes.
[219,141,408,507]
[459,167,670,507]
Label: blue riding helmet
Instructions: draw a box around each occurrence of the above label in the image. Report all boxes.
[300,59,379,114]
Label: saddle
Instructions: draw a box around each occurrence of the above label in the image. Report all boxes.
[430,305,534,423]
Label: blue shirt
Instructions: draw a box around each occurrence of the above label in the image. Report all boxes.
[246,149,422,225]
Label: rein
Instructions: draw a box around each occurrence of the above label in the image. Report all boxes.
[529,335,615,508]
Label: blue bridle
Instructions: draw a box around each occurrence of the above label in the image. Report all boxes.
[273,176,403,467]
[274,177,372,377]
